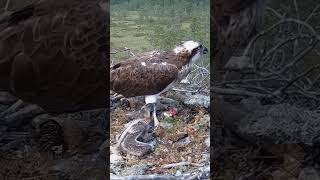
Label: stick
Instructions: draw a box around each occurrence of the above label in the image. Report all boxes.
[171,88,198,93]
[279,65,320,94]
[266,7,283,19]
[4,0,10,12]
[243,18,319,57]
[211,87,273,98]
[305,4,320,23]
[110,174,178,180]
[162,161,203,168]
[261,34,312,65]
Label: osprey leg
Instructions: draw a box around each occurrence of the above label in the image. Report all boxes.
[150,103,159,128]
[145,95,159,128]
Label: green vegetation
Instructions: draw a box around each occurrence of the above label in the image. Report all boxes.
[111,0,210,65]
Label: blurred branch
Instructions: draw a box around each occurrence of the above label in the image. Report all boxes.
[110,47,135,66]
[0,0,11,23]
[260,34,312,66]
[216,12,320,108]
[110,47,135,56]
[211,87,273,98]
[4,0,10,12]
[315,49,320,56]
[305,4,320,23]
[266,7,284,19]
[269,39,318,76]
[243,18,319,57]
[293,0,300,20]
[110,165,209,180]
[278,65,320,94]
[162,161,203,168]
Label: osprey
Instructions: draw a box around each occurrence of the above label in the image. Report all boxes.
[0,0,108,112]
[110,40,208,127]
[116,103,156,156]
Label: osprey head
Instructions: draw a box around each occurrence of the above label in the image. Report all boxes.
[174,40,208,63]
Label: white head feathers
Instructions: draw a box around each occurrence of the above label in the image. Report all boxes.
[174,40,200,54]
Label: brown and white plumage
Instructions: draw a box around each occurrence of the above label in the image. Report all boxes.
[0,0,108,112]
[111,41,207,97]
[111,54,178,97]
[116,103,157,156]
[111,40,208,127]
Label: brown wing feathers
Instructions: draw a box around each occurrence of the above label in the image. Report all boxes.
[111,59,178,97]
[0,0,107,112]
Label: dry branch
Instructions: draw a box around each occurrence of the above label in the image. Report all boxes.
[162,161,203,168]
[3,0,10,12]
[211,87,273,98]
[243,18,319,57]
[215,15,320,110]
[110,165,209,180]
[279,65,320,94]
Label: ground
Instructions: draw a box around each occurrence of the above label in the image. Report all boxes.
[110,90,210,179]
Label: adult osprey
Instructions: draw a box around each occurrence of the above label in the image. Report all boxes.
[111,40,208,127]
[0,0,108,112]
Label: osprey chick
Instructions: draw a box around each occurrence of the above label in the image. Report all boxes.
[111,40,208,128]
[116,103,156,156]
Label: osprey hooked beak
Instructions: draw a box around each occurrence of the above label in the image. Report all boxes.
[202,45,208,54]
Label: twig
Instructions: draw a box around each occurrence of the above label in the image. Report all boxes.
[110,174,177,180]
[111,166,210,180]
[293,0,300,21]
[243,18,319,57]
[110,47,135,57]
[307,72,320,90]
[266,7,284,19]
[4,0,10,12]
[315,49,320,56]
[162,161,203,168]
[229,84,273,95]
[269,39,318,76]
[171,88,198,93]
[294,90,320,102]
[211,87,273,98]
[193,64,210,74]
[279,65,320,94]
[125,47,135,56]
[2,132,29,141]
[0,99,24,118]
[305,4,320,23]
[216,77,283,86]
[260,34,312,66]
[110,48,131,55]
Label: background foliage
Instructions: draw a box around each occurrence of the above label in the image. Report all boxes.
[111,0,209,50]
[111,0,210,88]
